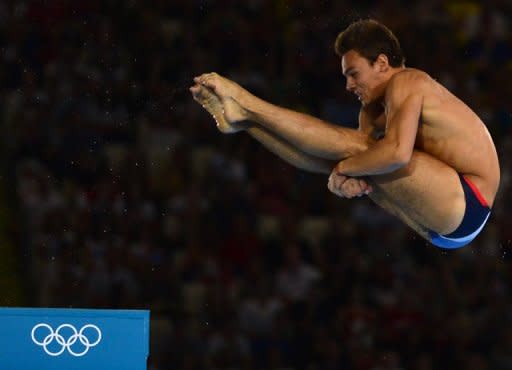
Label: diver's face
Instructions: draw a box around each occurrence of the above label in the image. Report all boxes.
[342,50,384,105]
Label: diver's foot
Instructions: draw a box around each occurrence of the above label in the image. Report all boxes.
[190,84,247,134]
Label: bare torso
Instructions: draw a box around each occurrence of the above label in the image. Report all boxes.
[366,68,500,206]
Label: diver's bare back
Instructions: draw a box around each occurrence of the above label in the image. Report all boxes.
[372,68,500,206]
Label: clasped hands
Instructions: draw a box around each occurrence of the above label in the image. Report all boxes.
[328,170,373,199]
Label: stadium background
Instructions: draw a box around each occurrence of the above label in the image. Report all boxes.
[1,1,511,369]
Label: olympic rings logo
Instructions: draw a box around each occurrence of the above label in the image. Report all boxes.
[31,323,102,357]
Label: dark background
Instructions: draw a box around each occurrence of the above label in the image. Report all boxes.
[1,1,511,369]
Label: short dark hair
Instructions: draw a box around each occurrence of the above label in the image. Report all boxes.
[334,19,405,67]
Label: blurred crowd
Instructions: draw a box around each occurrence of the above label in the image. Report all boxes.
[2,0,512,369]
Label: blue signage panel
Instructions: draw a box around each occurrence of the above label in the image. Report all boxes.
[0,308,150,370]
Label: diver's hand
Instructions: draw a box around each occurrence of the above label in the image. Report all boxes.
[328,172,372,198]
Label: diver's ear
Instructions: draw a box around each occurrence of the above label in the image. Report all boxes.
[375,53,390,72]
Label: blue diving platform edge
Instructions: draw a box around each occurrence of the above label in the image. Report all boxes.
[0,307,150,370]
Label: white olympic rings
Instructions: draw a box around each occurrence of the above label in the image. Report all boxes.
[31,323,102,357]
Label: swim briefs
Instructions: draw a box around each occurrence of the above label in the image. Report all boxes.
[429,174,491,249]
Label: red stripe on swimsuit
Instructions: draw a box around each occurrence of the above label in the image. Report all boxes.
[462,175,489,208]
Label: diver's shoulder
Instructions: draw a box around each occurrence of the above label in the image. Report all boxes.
[388,68,432,93]
[391,68,431,83]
